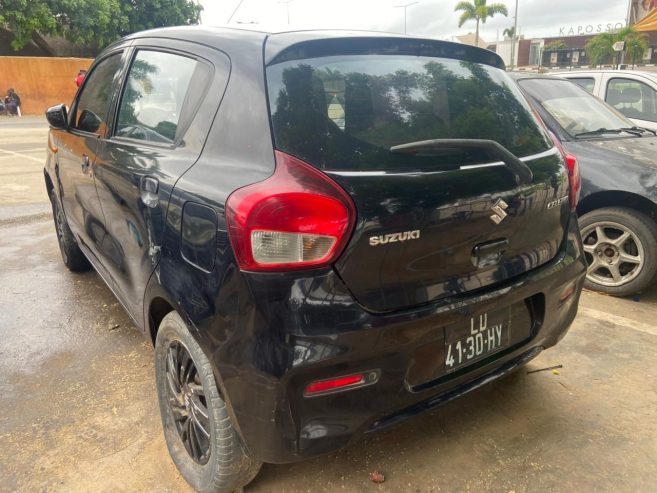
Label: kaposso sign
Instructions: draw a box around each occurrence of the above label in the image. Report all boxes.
[559,22,626,36]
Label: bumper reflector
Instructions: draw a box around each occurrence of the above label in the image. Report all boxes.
[304,371,379,397]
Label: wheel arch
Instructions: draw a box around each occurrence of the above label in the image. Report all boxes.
[44,169,55,194]
[147,296,176,345]
[577,190,657,222]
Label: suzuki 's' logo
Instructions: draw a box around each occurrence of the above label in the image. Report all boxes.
[490,199,509,225]
[369,230,420,246]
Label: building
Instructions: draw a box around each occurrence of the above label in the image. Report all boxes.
[490,2,657,69]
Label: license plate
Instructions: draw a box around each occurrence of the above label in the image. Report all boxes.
[445,311,510,372]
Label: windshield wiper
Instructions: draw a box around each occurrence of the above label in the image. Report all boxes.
[574,127,644,138]
[624,126,657,136]
[389,138,533,185]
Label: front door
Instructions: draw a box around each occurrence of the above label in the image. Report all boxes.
[56,52,124,259]
[605,76,657,131]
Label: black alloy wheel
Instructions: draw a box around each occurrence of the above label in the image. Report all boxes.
[165,341,211,465]
[49,189,90,271]
[155,311,262,493]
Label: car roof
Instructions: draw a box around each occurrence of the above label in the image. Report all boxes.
[114,25,504,69]
[508,72,569,81]
[553,70,657,81]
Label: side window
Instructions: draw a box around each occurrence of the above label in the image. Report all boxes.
[569,78,594,93]
[116,50,202,144]
[607,78,657,123]
[72,53,123,134]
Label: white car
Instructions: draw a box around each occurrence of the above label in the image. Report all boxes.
[555,70,657,132]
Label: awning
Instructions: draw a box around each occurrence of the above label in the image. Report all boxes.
[635,8,657,31]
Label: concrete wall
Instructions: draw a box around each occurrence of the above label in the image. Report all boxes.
[0,57,94,115]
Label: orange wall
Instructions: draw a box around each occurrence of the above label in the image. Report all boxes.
[0,57,94,115]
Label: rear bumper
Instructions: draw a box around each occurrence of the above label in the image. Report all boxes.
[214,213,586,464]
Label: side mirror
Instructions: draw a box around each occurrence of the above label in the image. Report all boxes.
[46,104,68,129]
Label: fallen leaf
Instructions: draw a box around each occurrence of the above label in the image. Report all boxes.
[552,369,560,375]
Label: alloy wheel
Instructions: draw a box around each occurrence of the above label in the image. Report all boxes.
[165,340,211,465]
[53,200,69,263]
[581,221,644,287]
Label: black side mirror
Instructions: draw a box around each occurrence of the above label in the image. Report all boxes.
[46,104,68,129]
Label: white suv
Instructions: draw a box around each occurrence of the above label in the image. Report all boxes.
[555,70,657,131]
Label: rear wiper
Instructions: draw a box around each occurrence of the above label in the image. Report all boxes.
[574,127,644,138]
[389,138,533,185]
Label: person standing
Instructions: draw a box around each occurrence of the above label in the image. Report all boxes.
[6,89,21,117]
[75,69,87,87]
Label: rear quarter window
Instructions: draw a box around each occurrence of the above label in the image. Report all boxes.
[266,55,552,171]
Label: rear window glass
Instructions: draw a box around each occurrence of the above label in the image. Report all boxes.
[266,55,552,171]
[569,77,595,93]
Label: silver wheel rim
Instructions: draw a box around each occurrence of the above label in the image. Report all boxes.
[581,220,644,287]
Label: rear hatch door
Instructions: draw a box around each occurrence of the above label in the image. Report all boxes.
[265,37,571,312]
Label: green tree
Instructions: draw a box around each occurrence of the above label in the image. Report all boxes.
[544,40,568,51]
[121,0,202,33]
[624,30,649,68]
[0,0,202,52]
[502,26,514,40]
[585,32,615,67]
[585,26,648,68]
[454,0,508,47]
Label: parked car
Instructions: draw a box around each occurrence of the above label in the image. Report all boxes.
[512,72,657,296]
[45,27,586,493]
[555,70,657,132]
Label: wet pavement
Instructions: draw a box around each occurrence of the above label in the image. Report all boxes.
[1,117,656,492]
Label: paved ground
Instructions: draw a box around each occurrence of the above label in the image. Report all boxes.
[1,116,656,492]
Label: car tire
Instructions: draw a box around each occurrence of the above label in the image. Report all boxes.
[579,207,657,296]
[155,312,262,493]
[49,189,90,272]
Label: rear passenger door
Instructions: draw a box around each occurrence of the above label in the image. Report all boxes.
[92,40,229,323]
[605,77,657,130]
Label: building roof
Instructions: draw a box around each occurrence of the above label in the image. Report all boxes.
[454,32,489,49]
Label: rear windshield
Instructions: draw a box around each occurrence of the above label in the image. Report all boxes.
[266,55,552,171]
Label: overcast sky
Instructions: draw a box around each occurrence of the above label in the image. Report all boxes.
[199,0,630,42]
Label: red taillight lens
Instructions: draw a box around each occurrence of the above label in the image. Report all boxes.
[225,151,356,271]
[564,153,581,209]
[548,131,581,210]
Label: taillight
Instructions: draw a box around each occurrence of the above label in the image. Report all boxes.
[564,153,581,209]
[548,131,580,210]
[225,151,356,271]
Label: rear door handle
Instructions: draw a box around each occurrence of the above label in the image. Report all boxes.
[81,154,90,173]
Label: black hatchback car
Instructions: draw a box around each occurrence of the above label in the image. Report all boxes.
[512,73,657,297]
[44,27,586,492]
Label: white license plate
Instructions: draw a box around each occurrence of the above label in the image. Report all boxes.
[445,312,510,372]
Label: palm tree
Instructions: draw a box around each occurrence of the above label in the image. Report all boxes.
[502,26,514,40]
[585,26,648,68]
[624,31,649,68]
[455,0,508,47]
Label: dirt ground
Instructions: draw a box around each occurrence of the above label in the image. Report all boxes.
[1,116,656,493]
